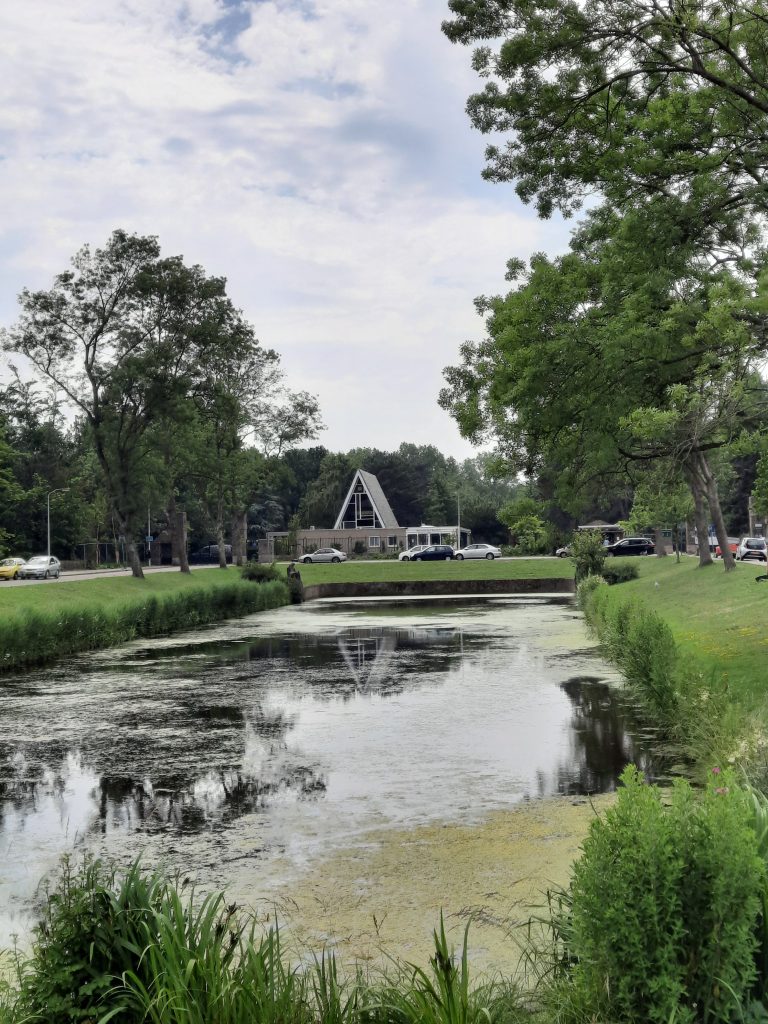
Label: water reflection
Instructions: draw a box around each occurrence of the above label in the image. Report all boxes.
[0,598,661,945]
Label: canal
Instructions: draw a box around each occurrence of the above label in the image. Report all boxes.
[0,595,659,964]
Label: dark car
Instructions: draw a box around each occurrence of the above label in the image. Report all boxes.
[410,544,454,561]
[190,544,233,564]
[605,537,654,557]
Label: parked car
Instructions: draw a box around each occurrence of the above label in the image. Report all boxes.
[399,544,429,561]
[605,537,654,557]
[190,544,233,564]
[737,537,767,562]
[0,557,26,581]
[715,540,739,558]
[556,545,571,558]
[454,543,502,560]
[300,547,347,564]
[18,555,61,579]
[410,545,454,561]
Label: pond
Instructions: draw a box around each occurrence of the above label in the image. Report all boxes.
[0,595,660,952]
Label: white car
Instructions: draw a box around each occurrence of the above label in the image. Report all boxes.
[737,537,767,562]
[399,544,429,561]
[300,547,347,564]
[454,543,502,560]
[18,555,62,579]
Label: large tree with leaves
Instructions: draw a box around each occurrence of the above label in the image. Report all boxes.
[443,0,768,230]
[5,230,272,577]
[441,206,768,568]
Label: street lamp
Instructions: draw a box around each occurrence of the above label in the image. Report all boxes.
[47,488,70,558]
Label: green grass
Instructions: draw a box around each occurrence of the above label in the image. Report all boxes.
[596,555,768,707]
[0,568,249,623]
[292,557,573,585]
[0,570,289,672]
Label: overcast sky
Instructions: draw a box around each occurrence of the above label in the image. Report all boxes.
[1,0,570,458]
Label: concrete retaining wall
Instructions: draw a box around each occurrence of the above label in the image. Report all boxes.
[301,578,575,601]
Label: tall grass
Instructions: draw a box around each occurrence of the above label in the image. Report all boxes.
[4,859,528,1024]
[0,579,288,673]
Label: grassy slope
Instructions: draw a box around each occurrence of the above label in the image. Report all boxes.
[0,567,248,624]
[598,555,768,705]
[295,557,574,584]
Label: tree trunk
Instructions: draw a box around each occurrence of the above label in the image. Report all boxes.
[684,461,714,568]
[696,452,735,571]
[654,526,668,558]
[167,495,191,573]
[232,510,248,566]
[125,536,145,579]
[216,513,228,570]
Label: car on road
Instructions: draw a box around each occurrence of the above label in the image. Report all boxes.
[409,544,454,561]
[300,547,347,564]
[556,545,571,558]
[18,555,61,579]
[454,543,502,560]
[605,537,655,557]
[190,544,233,564]
[399,544,429,561]
[737,537,767,562]
[0,557,26,580]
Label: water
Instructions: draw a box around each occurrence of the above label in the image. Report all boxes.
[0,595,659,946]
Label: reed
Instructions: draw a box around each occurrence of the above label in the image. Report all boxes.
[0,578,288,673]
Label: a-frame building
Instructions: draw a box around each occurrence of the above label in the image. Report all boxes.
[333,469,399,530]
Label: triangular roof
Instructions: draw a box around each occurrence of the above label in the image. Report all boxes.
[333,469,399,529]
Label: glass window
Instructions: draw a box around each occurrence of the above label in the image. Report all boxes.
[368,536,381,548]
[387,536,397,547]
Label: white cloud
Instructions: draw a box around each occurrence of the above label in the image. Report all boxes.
[0,0,571,457]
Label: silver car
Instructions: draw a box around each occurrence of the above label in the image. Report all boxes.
[18,555,62,579]
[300,547,347,564]
[454,543,502,560]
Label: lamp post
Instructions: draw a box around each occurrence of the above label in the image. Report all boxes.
[47,488,69,558]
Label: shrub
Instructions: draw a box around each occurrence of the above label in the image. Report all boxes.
[600,562,638,585]
[575,573,608,611]
[569,531,607,582]
[567,766,765,1024]
[241,561,280,583]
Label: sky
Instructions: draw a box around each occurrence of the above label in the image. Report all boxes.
[0,0,570,458]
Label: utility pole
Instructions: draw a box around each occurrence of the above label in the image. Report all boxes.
[457,493,461,548]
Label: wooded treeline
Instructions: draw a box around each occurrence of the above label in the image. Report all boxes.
[0,231,525,570]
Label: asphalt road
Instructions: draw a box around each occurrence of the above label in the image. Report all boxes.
[2,565,183,586]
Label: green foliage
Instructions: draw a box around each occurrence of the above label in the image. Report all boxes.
[7,859,528,1024]
[240,561,280,583]
[569,530,606,583]
[567,766,765,1024]
[586,586,679,719]
[575,573,608,610]
[600,562,638,585]
[0,578,289,673]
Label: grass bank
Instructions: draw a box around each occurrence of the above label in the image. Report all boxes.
[580,555,768,776]
[0,569,289,673]
[294,557,573,585]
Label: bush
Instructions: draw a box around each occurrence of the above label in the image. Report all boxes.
[569,531,607,582]
[567,766,765,1024]
[240,561,280,583]
[600,562,639,585]
[575,573,608,610]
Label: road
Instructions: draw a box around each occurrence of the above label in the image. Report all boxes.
[2,565,186,586]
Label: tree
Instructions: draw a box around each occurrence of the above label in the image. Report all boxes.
[443,0,768,230]
[5,231,267,577]
[440,210,768,570]
[621,465,694,562]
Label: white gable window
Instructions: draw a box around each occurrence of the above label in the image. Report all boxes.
[368,536,381,548]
